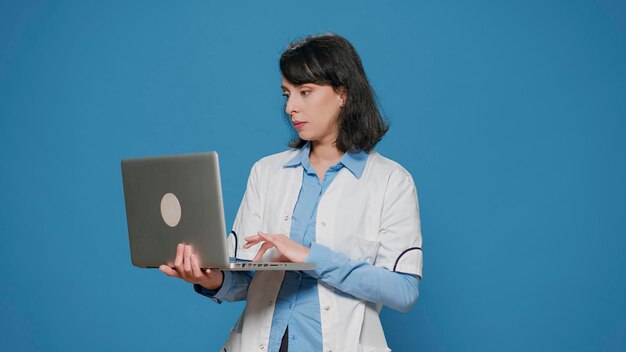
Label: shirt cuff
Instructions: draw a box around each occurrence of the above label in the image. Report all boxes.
[304,242,335,278]
[193,270,230,303]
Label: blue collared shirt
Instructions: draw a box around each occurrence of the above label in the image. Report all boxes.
[195,144,419,351]
[266,142,368,351]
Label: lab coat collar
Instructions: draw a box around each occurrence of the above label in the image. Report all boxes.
[282,142,368,179]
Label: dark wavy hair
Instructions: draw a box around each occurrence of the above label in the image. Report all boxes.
[280,33,388,153]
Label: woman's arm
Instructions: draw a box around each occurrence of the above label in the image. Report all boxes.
[194,270,253,303]
[159,243,253,303]
[305,242,420,313]
[244,234,419,312]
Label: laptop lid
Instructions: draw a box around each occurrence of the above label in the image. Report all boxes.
[121,151,314,271]
[122,152,231,269]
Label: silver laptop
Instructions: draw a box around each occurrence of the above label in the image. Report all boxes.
[121,151,314,271]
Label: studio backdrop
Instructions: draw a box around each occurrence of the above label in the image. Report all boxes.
[1,1,625,351]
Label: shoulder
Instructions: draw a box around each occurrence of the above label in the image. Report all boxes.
[364,151,418,198]
[366,151,414,180]
[249,149,299,174]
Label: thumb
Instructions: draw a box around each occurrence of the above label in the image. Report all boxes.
[159,265,181,278]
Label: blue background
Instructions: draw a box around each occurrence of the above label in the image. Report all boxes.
[1,1,625,351]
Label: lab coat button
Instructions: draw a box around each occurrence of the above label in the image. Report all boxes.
[284,216,289,221]
[321,221,326,227]
[259,343,264,349]
[268,300,273,306]
[324,305,330,311]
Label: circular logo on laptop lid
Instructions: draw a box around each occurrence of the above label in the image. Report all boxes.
[160,193,181,227]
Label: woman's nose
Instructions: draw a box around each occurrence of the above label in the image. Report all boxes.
[285,97,299,115]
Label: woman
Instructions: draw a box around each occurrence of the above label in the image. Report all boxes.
[160,33,423,352]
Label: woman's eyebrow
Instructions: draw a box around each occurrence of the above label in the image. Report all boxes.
[281,83,303,91]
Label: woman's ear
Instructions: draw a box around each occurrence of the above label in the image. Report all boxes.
[337,86,347,107]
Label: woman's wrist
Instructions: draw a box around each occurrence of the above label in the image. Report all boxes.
[200,270,225,291]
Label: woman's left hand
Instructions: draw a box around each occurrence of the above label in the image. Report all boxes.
[244,232,310,263]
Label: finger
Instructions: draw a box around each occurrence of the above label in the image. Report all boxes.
[191,254,203,279]
[245,233,260,241]
[159,265,181,278]
[257,232,275,242]
[243,234,261,248]
[252,241,274,262]
[257,233,280,249]
[257,232,279,241]
[258,233,301,262]
[258,232,277,239]
[183,245,192,273]
[174,243,184,268]
[257,231,286,237]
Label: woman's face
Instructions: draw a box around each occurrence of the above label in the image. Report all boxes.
[281,77,344,145]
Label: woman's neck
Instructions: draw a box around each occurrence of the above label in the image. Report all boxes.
[309,140,344,180]
[310,141,343,164]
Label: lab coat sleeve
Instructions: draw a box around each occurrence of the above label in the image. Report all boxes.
[305,243,420,313]
[193,270,254,303]
[376,168,423,277]
[229,161,264,260]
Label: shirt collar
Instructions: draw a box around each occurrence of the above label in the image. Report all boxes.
[283,142,311,168]
[283,142,368,179]
[341,148,368,179]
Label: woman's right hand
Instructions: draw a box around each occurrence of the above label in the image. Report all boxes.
[159,243,224,291]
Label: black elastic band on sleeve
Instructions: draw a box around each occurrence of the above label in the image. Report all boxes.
[392,246,422,272]
[230,230,238,258]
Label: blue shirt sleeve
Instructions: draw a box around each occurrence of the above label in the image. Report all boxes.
[304,242,420,313]
[193,270,253,303]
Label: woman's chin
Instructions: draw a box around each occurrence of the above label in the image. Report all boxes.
[296,132,314,141]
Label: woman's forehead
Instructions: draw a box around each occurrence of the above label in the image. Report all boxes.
[281,77,308,89]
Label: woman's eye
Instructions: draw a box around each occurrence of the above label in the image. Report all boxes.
[282,93,289,98]
[301,90,311,96]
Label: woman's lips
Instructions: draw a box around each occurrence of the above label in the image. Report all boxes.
[293,121,306,131]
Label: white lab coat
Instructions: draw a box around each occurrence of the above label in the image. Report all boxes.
[222,149,423,352]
